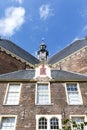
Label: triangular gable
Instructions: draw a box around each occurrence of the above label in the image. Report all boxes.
[35,63,51,79]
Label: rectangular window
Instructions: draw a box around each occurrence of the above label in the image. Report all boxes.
[66,83,82,105]
[36,83,50,105]
[71,116,85,130]
[0,117,16,130]
[4,84,21,105]
[72,117,84,124]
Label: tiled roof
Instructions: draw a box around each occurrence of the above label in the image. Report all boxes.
[0,39,39,65]
[51,70,87,81]
[48,39,87,64]
[0,69,87,81]
[0,69,35,81]
[0,38,87,66]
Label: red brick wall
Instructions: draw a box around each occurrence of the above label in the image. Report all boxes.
[52,48,87,74]
[0,82,87,130]
[0,50,32,74]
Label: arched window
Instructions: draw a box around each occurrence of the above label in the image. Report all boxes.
[38,117,47,129]
[50,117,59,129]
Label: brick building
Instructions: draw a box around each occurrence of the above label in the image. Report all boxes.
[0,38,87,129]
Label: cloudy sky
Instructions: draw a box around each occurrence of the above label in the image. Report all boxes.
[0,0,87,57]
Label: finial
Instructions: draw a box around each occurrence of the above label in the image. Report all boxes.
[41,38,45,45]
[42,37,45,42]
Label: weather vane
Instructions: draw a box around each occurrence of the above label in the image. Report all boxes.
[42,37,45,43]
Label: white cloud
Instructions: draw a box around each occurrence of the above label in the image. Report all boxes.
[11,0,23,4]
[0,7,25,36]
[39,4,53,20]
[16,0,23,4]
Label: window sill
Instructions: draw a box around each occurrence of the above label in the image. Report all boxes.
[3,104,19,106]
[36,103,53,106]
[68,103,83,106]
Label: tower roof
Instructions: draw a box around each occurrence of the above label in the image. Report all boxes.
[37,40,49,61]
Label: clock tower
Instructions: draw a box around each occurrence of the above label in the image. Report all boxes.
[37,40,49,62]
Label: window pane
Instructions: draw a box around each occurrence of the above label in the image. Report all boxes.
[68,92,81,104]
[38,84,48,91]
[39,117,47,129]
[67,84,81,104]
[9,84,20,92]
[5,84,20,105]
[67,84,77,92]
[50,118,59,129]
[72,117,84,130]
[72,117,84,124]
[1,117,15,130]
[37,84,49,104]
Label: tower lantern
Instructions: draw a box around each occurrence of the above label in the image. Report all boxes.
[37,40,49,62]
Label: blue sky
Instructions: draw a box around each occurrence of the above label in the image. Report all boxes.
[0,0,87,57]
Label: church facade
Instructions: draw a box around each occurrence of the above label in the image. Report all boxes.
[0,38,87,130]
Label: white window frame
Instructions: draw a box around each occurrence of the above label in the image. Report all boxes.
[35,82,51,105]
[36,115,62,130]
[0,115,17,130]
[70,115,87,130]
[3,83,22,105]
[65,83,83,105]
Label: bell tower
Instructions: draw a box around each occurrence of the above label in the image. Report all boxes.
[37,40,49,62]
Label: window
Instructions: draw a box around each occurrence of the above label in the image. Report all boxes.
[36,83,50,105]
[66,83,82,105]
[72,116,84,123]
[4,84,21,105]
[39,117,47,129]
[36,115,62,130]
[0,116,16,130]
[71,116,86,130]
[50,118,59,129]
